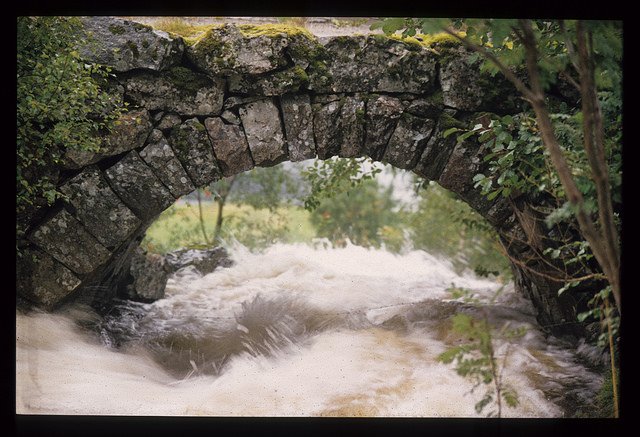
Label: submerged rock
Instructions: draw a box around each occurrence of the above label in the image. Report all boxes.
[122,247,168,301]
[116,246,233,303]
[165,247,234,276]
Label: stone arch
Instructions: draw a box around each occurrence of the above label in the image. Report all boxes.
[16,17,584,335]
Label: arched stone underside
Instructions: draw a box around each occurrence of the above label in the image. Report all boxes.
[17,17,586,335]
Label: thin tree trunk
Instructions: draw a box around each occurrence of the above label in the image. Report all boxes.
[518,19,620,312]
[575,22,621,310]
[212,175,238,243]
[196,189,211,246]
[450,19,621,314]
[213,198,225,243]
[604,297,619,418]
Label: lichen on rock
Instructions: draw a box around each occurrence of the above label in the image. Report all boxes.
[311,35,438,93]
[124,66,225,116]
[281,94,316,161]
[238,99,288,167]
[104,151,175,221]
[64,109,152,169]
[204,117,254,176]
[139,129,196,198]
[78,16,184,72]
[167,118,222,187]
[59,166,141,249]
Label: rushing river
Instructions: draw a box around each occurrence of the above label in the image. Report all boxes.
[16,243,605,417]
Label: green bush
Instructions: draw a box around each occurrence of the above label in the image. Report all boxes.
[17,17,126,243]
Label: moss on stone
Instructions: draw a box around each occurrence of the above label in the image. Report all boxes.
[419,32,463,48]
[150,19,224,46]
[237,24,315,40]
[439,112,467,130]
[141,39,150,49]
[187,27,237,72]
[125,40,140,58]
[372,31,463,54]
[291,65,309,83]
[166,66,212,94]
[427,90,444,106]
[108,24,127,35]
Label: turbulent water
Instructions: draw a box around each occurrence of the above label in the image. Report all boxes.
[16,243,605,417]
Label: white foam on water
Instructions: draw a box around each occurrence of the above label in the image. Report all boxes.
[16,243,601,417]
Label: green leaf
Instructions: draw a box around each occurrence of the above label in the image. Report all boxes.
[381,18,407,35]
[437,347,463,364]
[420,18,450,35]
[577,310,594,322]
[475,393,493,414]
[489,19,517,47]
[502,387,519,407]
[443,127,460,138]
[486,190,500,201]
[457,130,477,142]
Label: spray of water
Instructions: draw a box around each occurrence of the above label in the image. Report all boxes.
[16,243,603,416]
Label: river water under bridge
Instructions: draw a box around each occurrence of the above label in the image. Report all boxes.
[16,243,604,417]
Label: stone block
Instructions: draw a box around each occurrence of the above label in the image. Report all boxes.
[281,94,316,162]
[28,209,111,275]
[125,67,225,116]
[228,66,309,95]
[16,248,82,310]
[383,113,435,170]
[59,166,141,249]
[78,16,184,72]
[156,113,183,131]
[168,118,222,187]
[204,117,254,177]
[139,129,196,198]
[311,35,437,93]
[337,96,365,158]
[64,109,152,168]
[363,95,403,161]
[186,24,289,76]
[104,151,175,220]
[238,99,288,167]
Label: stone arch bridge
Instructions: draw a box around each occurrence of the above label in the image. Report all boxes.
[17,17,585,334]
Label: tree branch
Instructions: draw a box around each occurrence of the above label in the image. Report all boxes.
[441,27,536,102]
[575,22,621,310]
[559,20,581,73]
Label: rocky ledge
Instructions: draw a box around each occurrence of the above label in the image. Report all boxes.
[119,246,233,303]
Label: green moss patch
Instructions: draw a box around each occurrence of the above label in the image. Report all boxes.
[166,66,212,93]
[377,31,463,53]
[108,24,126,35]
[150,19,224,46]
[439,112,467,130]
[237,23,315,40]
[125,40,140,58]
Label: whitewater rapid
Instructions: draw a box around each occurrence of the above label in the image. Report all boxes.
[16,243,603,416]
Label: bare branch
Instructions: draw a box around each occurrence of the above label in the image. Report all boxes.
[559,70,581,92]
[559,20,580,73]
